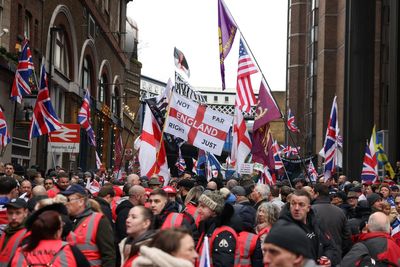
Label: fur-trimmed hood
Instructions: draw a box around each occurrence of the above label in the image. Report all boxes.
[132,246,194,267]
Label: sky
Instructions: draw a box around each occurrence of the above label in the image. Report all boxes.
[127,0,288,92]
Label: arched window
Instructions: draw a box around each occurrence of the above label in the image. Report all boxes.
[54,30,70,77]
[99,75,107,103]
[81,56,92,91]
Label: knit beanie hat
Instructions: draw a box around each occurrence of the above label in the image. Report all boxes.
[265,221,314,259]
[367,193,382,207]
[198,190,225,215]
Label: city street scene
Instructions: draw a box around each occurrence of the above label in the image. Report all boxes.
[0,0,400,266]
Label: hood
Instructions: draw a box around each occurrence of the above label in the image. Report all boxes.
[116,199,134,214]
[359,231,391,241]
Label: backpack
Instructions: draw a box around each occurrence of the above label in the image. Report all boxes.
[356,242,398,267]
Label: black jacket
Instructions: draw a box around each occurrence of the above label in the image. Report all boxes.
[95,197,114,228]
[115,199,134,242]
[278,208,340,265]
[312,196,352,257]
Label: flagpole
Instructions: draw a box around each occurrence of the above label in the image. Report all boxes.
[281,160,294,188]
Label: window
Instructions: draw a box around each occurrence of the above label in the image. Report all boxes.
[214,96,218,102]
[225,96,229,103]
[81,57,92,91]
[24,12,31,40]
[99,75,107,103]
[54,30,70,77]
[112,87,120,117]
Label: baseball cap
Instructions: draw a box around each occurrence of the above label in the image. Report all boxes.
[6,198,27,209]
[62,184,87,196]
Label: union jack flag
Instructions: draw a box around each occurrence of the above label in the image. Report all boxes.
[287,109,299,133]
[175,148,186,174]
[95,150,102,169]
[272,140,283,170]
[11,40,35,104]
[192,158,198,174]
[280,145,300,158]
[235,38,258,112]
[0,107,11,148]
[361,140,378,184]
[29,59,62,139]
[323,96,338,181]
[78,90,96,146]
[308,161,318,183]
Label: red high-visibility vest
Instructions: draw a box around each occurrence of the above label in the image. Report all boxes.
[161,213,184,229]
[0,228,28,266]
[196,225,240,267]
[257,227,270,244]
[11,240,77,267]
[73,212,103,267]
[185,203,201,227]
[111,196,120,222]
[237,231,258,267]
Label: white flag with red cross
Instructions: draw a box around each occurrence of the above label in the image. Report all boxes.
[165,93,233,156]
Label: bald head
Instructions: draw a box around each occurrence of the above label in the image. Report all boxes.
[207,181,217,190]
[368,212,390,233]
[127,174,140,185]
[32,185,48,197]
[128,185,146,205]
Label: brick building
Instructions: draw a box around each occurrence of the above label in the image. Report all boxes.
[287,0,400,179]
[0,0,141,172]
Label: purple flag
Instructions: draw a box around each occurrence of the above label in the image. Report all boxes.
[253,80,281,131]
[252,124,274,170]
[218,0,237,90]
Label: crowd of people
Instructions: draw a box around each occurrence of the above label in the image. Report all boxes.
[0,161,399,267]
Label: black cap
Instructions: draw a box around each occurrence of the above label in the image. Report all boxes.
[5,198,27,209]
[367,193,382,207]
[265,221,314,259]
[177,179,195,190]
[62,184,87,196]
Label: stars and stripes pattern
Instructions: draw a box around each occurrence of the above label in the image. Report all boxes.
[11,40,35,103]
[0,107,11,148]
[235,38,258,112]
[175,148,186,174]
[29,59,62,139]
[308,161,318,183]
[287,109,300,133]
[361,140,378,184]
[323,96,338,181]
[78,90,96,146]
[272,140,283,170]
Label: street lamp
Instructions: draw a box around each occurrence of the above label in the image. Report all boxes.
[0,28,9,37]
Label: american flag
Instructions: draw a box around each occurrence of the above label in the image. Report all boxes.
[323,96,338,181]
[0,107,11,148]
[287,109,299,133]
[175,148,186,174]
[235,39,258,112]
[308,161,318,183]
[29,59,62,139]
[361,140,378,184]
[280,145,300,158]
[11,40,35,104]
[272,140,283,170]
[78,90,96,146]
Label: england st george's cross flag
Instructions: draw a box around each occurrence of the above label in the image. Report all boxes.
[164,93,233,156]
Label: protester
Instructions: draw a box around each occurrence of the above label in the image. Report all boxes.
[132,228,198,267]
[263,222,318,267]
[0,176,19,234]
[120,206,155,267]
[278,189,340,265]
[63,184,115,266]
[250,184,270,210]
[0,199,29,265]
[341,211,400,266]
[255,202,280,242]
[11,210,90,267]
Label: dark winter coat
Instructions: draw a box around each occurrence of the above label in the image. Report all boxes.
[115,199,134,242]
[278,208,340,265]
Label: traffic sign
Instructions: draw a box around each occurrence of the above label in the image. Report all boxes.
[48,124,80,153]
